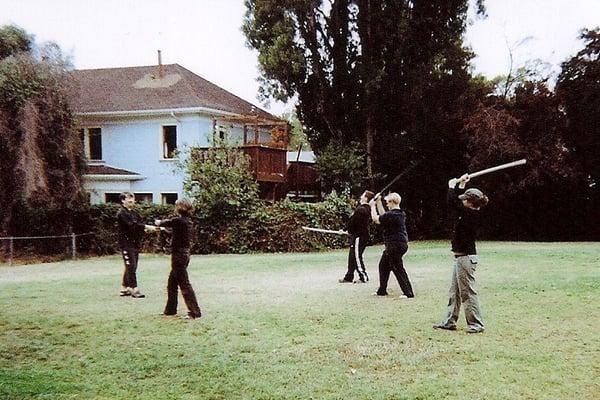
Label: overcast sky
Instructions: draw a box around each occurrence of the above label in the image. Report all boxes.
[1,0,599,115]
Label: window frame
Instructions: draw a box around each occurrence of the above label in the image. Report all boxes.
[161,125,178,160]
[161,192,178,205]
[104,192,121,204]
[134,192,153,204]
[79,127,103,161]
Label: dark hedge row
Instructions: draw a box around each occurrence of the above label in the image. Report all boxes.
[68,192,355,256]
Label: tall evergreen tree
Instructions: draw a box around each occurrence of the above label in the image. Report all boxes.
[556,28,600,187]
[243,0,484,176]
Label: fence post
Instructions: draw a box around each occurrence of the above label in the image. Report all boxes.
[9,237,14,267]
[71,233,77,259]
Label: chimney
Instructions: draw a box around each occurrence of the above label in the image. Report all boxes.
[157,50,164,78]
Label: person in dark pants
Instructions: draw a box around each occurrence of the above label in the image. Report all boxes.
[339,190,375,284]
[434,174,488,334]
[117,192,157,298]
[155,198,202,320]
[369,192,414,298]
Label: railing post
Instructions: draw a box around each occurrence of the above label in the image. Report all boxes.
[9,237,14,267]
[71,233,77,259]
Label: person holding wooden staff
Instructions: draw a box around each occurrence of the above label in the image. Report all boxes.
[369,192,414,298]
[434,173,488,333]
[117,192,158,298]
[339,190,375,284]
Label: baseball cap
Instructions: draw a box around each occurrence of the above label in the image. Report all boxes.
[458,188,485,201]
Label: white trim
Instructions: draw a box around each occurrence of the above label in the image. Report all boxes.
[83,174,145,181]
[75,107,239,118]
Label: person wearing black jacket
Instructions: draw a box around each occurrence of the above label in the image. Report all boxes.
[434,174,488,334]
[339,190,375,284]
[155,198,202,319]
[369,192,414,298]
[117,192,158,298]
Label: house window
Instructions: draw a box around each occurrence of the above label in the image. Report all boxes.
[89,128,102,160]
[161,193,178,205]
[105,193,121,204]
[162,125,177,158]
[134,193,153,203]
[79,127,103,160]
[215,124,229,141]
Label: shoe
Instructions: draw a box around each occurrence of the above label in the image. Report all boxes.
[397,294,408,299]
[183,314,201,320]
[338,279,353,283]
[372,292,388,296]
[433,324,457,331]
[162,312,177,317]
[119,289,131,297]
[353,280,366,284]
[467,327,484,334]
[131,288,145,298]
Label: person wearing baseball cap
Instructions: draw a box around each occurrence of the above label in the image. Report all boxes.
[434,173,488,333]
[368,192,415,298]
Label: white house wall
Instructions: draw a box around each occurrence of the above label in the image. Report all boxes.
[81,112,215,204]
[83,179,133,204]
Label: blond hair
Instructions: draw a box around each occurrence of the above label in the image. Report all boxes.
[175,198,193,215]
[384,192,401,206]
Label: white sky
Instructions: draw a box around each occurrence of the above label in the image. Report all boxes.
[1,0,599,116]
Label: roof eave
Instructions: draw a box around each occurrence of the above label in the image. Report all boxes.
[83,174,146,181]
[74,107,239,118]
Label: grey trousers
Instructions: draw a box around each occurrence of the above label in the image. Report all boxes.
[440,255,485,331]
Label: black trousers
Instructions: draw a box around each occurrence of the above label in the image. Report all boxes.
[121,245,139,288]
[343,235,369,282]
[164,249,201,317]
[377,241,414,297]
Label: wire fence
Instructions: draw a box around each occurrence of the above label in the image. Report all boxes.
[0,233,94,266]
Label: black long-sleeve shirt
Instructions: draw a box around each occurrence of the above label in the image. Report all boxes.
[346,204,370,239]
[157,215,193,250]
[379,209,409,244]
[448,186,480,254]
[116,206,146,248]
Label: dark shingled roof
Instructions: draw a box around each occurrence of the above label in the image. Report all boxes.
[85,165,140,176]
[69,64,274,119]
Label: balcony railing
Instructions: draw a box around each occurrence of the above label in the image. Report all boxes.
[192,144,287,183]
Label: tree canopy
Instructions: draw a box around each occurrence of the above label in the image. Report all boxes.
[0,24,84,236]
[556,28,600,187]
[244,0,486,186]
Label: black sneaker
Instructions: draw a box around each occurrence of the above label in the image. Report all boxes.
[119,289,131,297]
[338,279,353,283]
[466,327,484,334]
[433,324,457,331]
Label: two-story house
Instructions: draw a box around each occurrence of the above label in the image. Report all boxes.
[70,62,289,204]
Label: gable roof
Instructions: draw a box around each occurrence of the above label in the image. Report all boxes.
[69,64,275,120]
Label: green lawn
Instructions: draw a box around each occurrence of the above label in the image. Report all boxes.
[0,242,598,399]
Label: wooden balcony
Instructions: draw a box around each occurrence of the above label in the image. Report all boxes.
[242,144,287,183]
[192,145,287,184]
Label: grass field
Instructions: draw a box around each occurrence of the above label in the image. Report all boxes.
[0,242,598,399]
